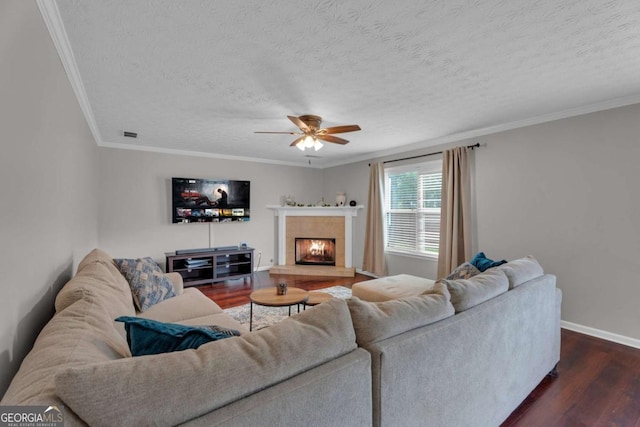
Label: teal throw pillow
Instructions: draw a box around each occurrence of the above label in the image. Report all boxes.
[115,257,176,312]
[470,252,507,272]
[115,316,238,356]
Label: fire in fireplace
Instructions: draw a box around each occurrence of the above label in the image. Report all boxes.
[295,238,336,266]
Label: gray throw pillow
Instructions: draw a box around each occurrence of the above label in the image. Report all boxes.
[439,268,509,313]
[347,283,455,346]
[498,255,544,289]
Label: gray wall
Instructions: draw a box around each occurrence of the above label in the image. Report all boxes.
[473,104,640,342]
[325,103,640,343]
[0,1,99,395]
[97,147,323,268]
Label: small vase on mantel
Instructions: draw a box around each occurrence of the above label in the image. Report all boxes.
[336,192,346,206]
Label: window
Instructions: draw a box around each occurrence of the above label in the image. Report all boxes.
[384,159,442,257]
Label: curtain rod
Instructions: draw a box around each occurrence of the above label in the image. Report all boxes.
[375,142,480,166]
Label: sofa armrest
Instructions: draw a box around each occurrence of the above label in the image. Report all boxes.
[165,272,184,295]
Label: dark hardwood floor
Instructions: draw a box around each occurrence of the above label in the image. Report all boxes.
[502,329,640,427]
[198,271,640,427]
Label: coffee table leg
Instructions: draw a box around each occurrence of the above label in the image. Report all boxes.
[288,305,291,316]
[250,302,253,331]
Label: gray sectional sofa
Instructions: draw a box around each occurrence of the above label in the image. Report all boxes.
[354,273,561,427]
[2,249,561,427]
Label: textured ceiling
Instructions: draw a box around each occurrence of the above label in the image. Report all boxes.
[48,0,640,167]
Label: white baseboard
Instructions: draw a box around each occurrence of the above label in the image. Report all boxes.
[561,320,640,350]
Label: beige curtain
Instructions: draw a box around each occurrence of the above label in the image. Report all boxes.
[362,162,387,276]
[437,147,472,278]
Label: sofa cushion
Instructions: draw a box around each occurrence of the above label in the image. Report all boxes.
[347,283,454,346]
[115,316,236,356]
[198,324,242,337]
[470,252,507,272]
[498,255,544,289]
[137,287,223,320]
[439,268,509,313]
[77,248,117,271]
[55,261,136,320]
[116,257,176,312]
[177,312,250,334]
[352,274,436,302]
[55,298,357,426]
[446,262,482,280]
[1,297,130,406]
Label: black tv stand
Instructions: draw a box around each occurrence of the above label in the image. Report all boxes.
[165,247,254,287]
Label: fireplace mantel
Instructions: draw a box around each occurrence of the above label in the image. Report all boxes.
[267,205,363,276]
[266,205,363,217]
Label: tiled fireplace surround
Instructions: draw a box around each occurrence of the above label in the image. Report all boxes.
[267,206,362,277]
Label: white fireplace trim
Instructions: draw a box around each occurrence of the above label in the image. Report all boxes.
[266,205,363,268]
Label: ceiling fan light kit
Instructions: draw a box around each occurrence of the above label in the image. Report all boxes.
[295,135,323,151]
[256,115,361,152]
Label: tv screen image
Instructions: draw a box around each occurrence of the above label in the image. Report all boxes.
[172,177,250,223]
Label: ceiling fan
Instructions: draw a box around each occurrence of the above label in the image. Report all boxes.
[255,115,361,151]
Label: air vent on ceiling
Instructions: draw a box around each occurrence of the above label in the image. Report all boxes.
[123,131,138,138]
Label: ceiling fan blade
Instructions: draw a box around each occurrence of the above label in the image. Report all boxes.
[290,136,306,147]
[255,131,300,134]
[288,115,311,132]
[322,125,361,134]
[317,134,349,145]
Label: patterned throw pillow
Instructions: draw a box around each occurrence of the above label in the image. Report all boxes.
[114,258,137,279]
[115,316,234,356]
[446,262,482,280]
[115,257,176,312]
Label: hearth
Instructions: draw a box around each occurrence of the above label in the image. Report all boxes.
[295,238,336,266]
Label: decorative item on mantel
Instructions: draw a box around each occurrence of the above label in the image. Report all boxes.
[280,196,355,208]
[316,198,332,207]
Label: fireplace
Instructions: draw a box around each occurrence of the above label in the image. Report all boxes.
[267,205,362,277]
[295,238,336,266]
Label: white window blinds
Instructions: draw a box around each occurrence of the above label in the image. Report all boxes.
[384,159,442,257]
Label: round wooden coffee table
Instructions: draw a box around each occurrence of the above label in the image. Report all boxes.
[305,291,334,307]
[249,287,309,331]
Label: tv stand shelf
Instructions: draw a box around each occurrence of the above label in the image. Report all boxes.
[165,247,254,287]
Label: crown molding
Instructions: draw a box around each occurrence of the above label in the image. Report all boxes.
[99,141,322,168]
[37,0,103,145]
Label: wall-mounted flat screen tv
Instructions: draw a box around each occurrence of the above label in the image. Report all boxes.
[172,177,250,223]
